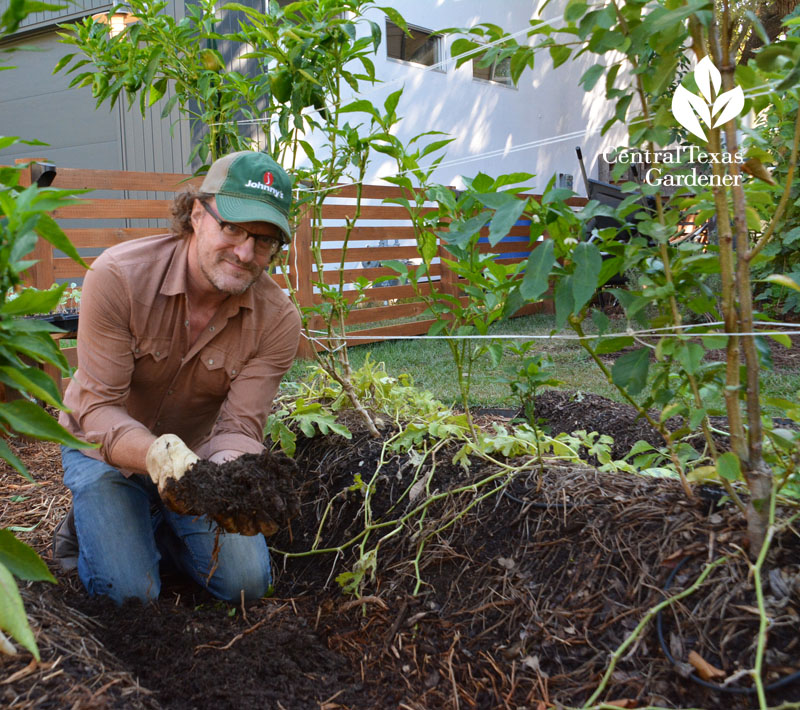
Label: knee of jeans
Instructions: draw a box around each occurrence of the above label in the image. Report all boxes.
[209,553,272,602]
[84,570,161,606]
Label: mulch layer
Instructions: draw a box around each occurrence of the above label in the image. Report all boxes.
[1,392,799,710]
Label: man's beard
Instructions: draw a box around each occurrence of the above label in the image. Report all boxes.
[200,254,261,295]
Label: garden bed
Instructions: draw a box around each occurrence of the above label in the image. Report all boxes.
[2,395,799,709]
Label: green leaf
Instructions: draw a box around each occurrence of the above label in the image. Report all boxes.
[571,242,602,313]
[594,335,633,354]
[716,452,742,481]
[520,239,555,301]
[554,276,574,330]
[764,273,800,292]
[1,286,65,317]
[0,530,56,583]
[676,343,705,375]
[440,212,491,249]
[611,348,650,396]
[0,561,39,660]
[0,439,32,483]
[0,400,95,448]
[591,308,610,335]
[378,6,408,34]
[550,45,571,68]
[487,199,527,246]
[579,64,605,91]
[0,366,63,408]
[487,342,503,367]
[339,99,377,115]
[35,213,89,268]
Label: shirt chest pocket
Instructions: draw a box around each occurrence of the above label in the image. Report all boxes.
[198,346,244,397]
[130,337,173,388]
[132,337,171,362]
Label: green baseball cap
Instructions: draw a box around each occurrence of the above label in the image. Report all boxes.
[200,151,293,243]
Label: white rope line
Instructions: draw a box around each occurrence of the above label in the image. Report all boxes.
[303,326,800,342]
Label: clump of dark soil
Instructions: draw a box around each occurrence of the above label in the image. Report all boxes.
[162,451,300,536]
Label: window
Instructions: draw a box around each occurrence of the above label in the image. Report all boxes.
[385,20,442,68]
[473,55,513,86]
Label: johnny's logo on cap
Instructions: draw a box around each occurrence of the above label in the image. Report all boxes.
[243,175,285,200]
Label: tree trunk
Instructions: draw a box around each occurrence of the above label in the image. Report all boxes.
[740,0,800,63]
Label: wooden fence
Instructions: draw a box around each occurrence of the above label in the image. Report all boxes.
[15,161,585,389]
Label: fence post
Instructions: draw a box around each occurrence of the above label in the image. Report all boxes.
[16,159,56,290]
[290,206,318,359]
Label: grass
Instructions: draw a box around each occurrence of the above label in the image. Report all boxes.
[287,313,800,413]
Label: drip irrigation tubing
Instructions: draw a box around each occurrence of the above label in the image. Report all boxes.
[656,556,800,695]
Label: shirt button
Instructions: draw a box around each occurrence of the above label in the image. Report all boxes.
[155,351,161,356]
[209,326,215,332]
[184,320,189,327]
[135,348,140,353]
[208,358,214,365]
[232,369,237,375]
[167,389,174,395]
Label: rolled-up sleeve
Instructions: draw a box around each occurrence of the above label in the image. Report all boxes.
[195,301,301,459]
[62,252,150,463]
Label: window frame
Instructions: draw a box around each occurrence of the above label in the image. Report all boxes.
[385,19,444,72]
[472,54,515,88]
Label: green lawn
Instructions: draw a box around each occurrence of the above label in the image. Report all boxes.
[286,314,800,413]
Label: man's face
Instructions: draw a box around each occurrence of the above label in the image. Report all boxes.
[189,198,282,296]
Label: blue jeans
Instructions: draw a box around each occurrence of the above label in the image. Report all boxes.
[61,447,272,605]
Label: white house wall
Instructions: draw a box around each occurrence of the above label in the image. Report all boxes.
[1,0,625,195]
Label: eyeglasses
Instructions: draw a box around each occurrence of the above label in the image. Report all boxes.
[200,201,282,258]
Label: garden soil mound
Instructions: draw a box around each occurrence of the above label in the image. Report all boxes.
[2,392,799,709]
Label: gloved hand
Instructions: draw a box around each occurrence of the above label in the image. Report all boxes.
[145,434,199,514]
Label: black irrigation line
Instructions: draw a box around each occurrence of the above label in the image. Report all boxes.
[656,556,800,695]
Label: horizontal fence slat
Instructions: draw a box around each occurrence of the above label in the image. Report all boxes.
[54,258,95,279]
[321,184,423,200]
[344,300,430,326]
[342,318,439,347]
[319,245,422,262]
[54,199,174,220]
[317,264,441,285]
[313,282,432,304]
[64,228,169,247]
[321,204,435,220]
[319,226,418,241]
[52,168,201,192]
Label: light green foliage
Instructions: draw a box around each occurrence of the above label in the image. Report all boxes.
[444,2,800,533]
[384,171,546,437]
[742,8,800,317]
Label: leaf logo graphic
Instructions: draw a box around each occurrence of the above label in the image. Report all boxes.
[671,56,745,141]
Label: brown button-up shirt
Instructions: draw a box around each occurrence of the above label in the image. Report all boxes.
[59,233,301,471]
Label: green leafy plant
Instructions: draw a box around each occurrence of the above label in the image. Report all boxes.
[444,0,800,557]
[0,529,56,659]
[1,2,97,661]
[384,171,545,439]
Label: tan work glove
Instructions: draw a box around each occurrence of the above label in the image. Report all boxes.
[145,434,199,514]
